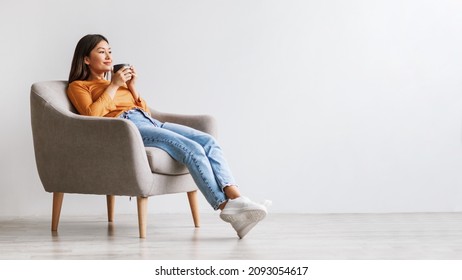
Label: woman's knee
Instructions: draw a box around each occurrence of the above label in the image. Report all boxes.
[199,132,218,147]
[186,139,207,155]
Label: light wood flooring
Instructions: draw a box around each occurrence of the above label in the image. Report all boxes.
[1,213,462,259]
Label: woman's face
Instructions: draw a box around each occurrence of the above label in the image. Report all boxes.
[84,40,112,74]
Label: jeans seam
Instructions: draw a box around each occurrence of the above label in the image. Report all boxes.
[204,145,235,190]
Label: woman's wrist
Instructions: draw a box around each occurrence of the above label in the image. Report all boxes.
[105,83,120,99]
[129,87,141,101]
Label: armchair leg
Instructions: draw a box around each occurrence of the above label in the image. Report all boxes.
[51,192,64,231]
[106,195,115,222]
[187,191,200,228]
[137,196,148,238]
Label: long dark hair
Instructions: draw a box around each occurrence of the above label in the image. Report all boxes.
[68,34,109,84]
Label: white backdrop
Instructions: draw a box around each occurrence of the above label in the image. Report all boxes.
[1,0,462,217]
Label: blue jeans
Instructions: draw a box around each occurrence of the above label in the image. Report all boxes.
[120,109,235,210]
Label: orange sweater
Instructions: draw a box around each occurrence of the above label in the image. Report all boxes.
[67,80,150,117]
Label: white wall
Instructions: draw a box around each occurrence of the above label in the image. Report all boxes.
[1,0,462,217]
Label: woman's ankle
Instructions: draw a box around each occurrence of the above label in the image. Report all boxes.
[218,201,227,211]
[223,185,241,199]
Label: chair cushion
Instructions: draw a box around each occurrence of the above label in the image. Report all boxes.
[145,147,189,175]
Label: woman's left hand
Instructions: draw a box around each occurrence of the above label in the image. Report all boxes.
[126,65,137,90]
[125,65,142,101]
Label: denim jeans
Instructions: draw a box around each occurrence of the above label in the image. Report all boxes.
[120,109,235,210]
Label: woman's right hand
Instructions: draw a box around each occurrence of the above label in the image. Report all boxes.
[111,66,132,87]
[104,66,133,100]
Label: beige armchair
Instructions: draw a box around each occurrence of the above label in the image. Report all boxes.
[30,80,217,238]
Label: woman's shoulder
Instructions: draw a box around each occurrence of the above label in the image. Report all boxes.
[68,79,109,91]
[69,79,109,86]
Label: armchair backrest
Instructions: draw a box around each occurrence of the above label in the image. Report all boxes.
[31,80,78,115]
[31,81,78,114]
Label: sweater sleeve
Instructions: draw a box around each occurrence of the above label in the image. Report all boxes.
[135,97,151,114]
[67,82,117,117]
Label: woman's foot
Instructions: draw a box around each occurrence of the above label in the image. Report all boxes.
[219,196,268,239]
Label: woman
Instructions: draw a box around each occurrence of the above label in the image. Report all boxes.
[67,34,268,239]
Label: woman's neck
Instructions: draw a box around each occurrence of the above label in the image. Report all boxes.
[87,70,107,81]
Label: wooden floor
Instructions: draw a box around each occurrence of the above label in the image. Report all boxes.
[1,213,462,259]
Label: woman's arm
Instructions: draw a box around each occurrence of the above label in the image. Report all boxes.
[126,66,151,114]
[126,66,140,101]
[67,69,134,116]
[67,82,117,116]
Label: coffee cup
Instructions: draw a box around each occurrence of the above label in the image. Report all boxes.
[113,63,130,73]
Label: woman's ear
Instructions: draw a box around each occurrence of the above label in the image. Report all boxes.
[84,56,90,65]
